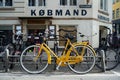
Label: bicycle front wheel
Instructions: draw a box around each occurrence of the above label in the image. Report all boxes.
[20,45,48,74]
[68,45,96,74]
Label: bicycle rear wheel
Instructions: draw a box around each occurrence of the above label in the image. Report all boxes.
[96,47,119,70]
[20,45,48,74]
[68,45,96,74]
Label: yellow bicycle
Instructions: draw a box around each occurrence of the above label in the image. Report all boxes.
[20,29,96,74]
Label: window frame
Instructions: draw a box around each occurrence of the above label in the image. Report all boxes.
[0,0,13,7]
[28,0,36,6]
[100,0,108,11]
[113,10,115,19]
[60,0,68,6]
[28,0,46,6]
[70,0,77,6]
[60,0,77,6]
[116,8,120,18]
[38,0,46,6]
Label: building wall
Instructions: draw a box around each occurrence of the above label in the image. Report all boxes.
[113,0,120,20]
[0,0,112,48]
[112,0,120,35]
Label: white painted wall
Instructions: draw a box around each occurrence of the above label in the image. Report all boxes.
[0,0,112,48]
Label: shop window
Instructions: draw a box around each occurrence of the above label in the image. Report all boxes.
[0,25,13,46]
[0,0,12,7]
[26,25,46,45]
[27,25,46,34]
[70,0,77,6]
[59,26,77,46]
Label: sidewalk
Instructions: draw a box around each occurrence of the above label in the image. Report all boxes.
[0,71,120,80]
[0,64,120,80]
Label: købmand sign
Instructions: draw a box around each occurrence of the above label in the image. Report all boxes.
[31,9,87,16]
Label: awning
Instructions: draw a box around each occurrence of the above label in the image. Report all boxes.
[18,17,53,20]
[112,19,120,24]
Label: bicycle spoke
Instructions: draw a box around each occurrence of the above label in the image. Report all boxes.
[68,45,96,74]
[20,45,48,74]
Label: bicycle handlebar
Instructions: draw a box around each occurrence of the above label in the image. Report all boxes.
[48,34,65,39]
[48,33,76,41]
[58,29,77,32]
[79,32,97,38]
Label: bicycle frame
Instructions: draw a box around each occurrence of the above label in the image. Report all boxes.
[34,38,96,66]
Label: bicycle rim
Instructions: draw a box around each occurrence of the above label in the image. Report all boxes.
[96,48,119,70]
[20,45,48,74]
[68,45,96,74]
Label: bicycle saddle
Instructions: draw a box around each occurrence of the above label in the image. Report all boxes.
[65,33,74,40]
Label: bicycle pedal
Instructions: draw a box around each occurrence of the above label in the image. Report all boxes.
[56,67,59,70]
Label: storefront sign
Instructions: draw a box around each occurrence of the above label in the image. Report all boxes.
[79,5,92,8]
[98,15,109,22]
[31,9,87,16]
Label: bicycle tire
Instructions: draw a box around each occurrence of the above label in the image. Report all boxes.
[4,44,15,70]
[68,45,96,74]
[96,47,119,70]
[20,45,48,74]
[7,43,16,69]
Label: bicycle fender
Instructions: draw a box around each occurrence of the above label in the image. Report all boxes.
[72,43,96,56]
[87,45,96,56]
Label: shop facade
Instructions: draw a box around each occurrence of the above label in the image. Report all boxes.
[113,0,120,35]
[0,0,112,48]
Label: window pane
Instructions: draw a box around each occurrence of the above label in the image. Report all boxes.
[116,0,119,2]
[38,0,46,6]
[100,0,103,9]
[28,0,35,6]
[59,26,77,46]
[70,0,77,6]
[104,0,108,11]
[113,0,115,4]
[119,25,120,34]
[116,8,120,18]
[5,0,12,6]
[39,0,42,6]
[100,0,108,11]
[113,10,115,19]
[0,0,3,6]
[60,0,67,6]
